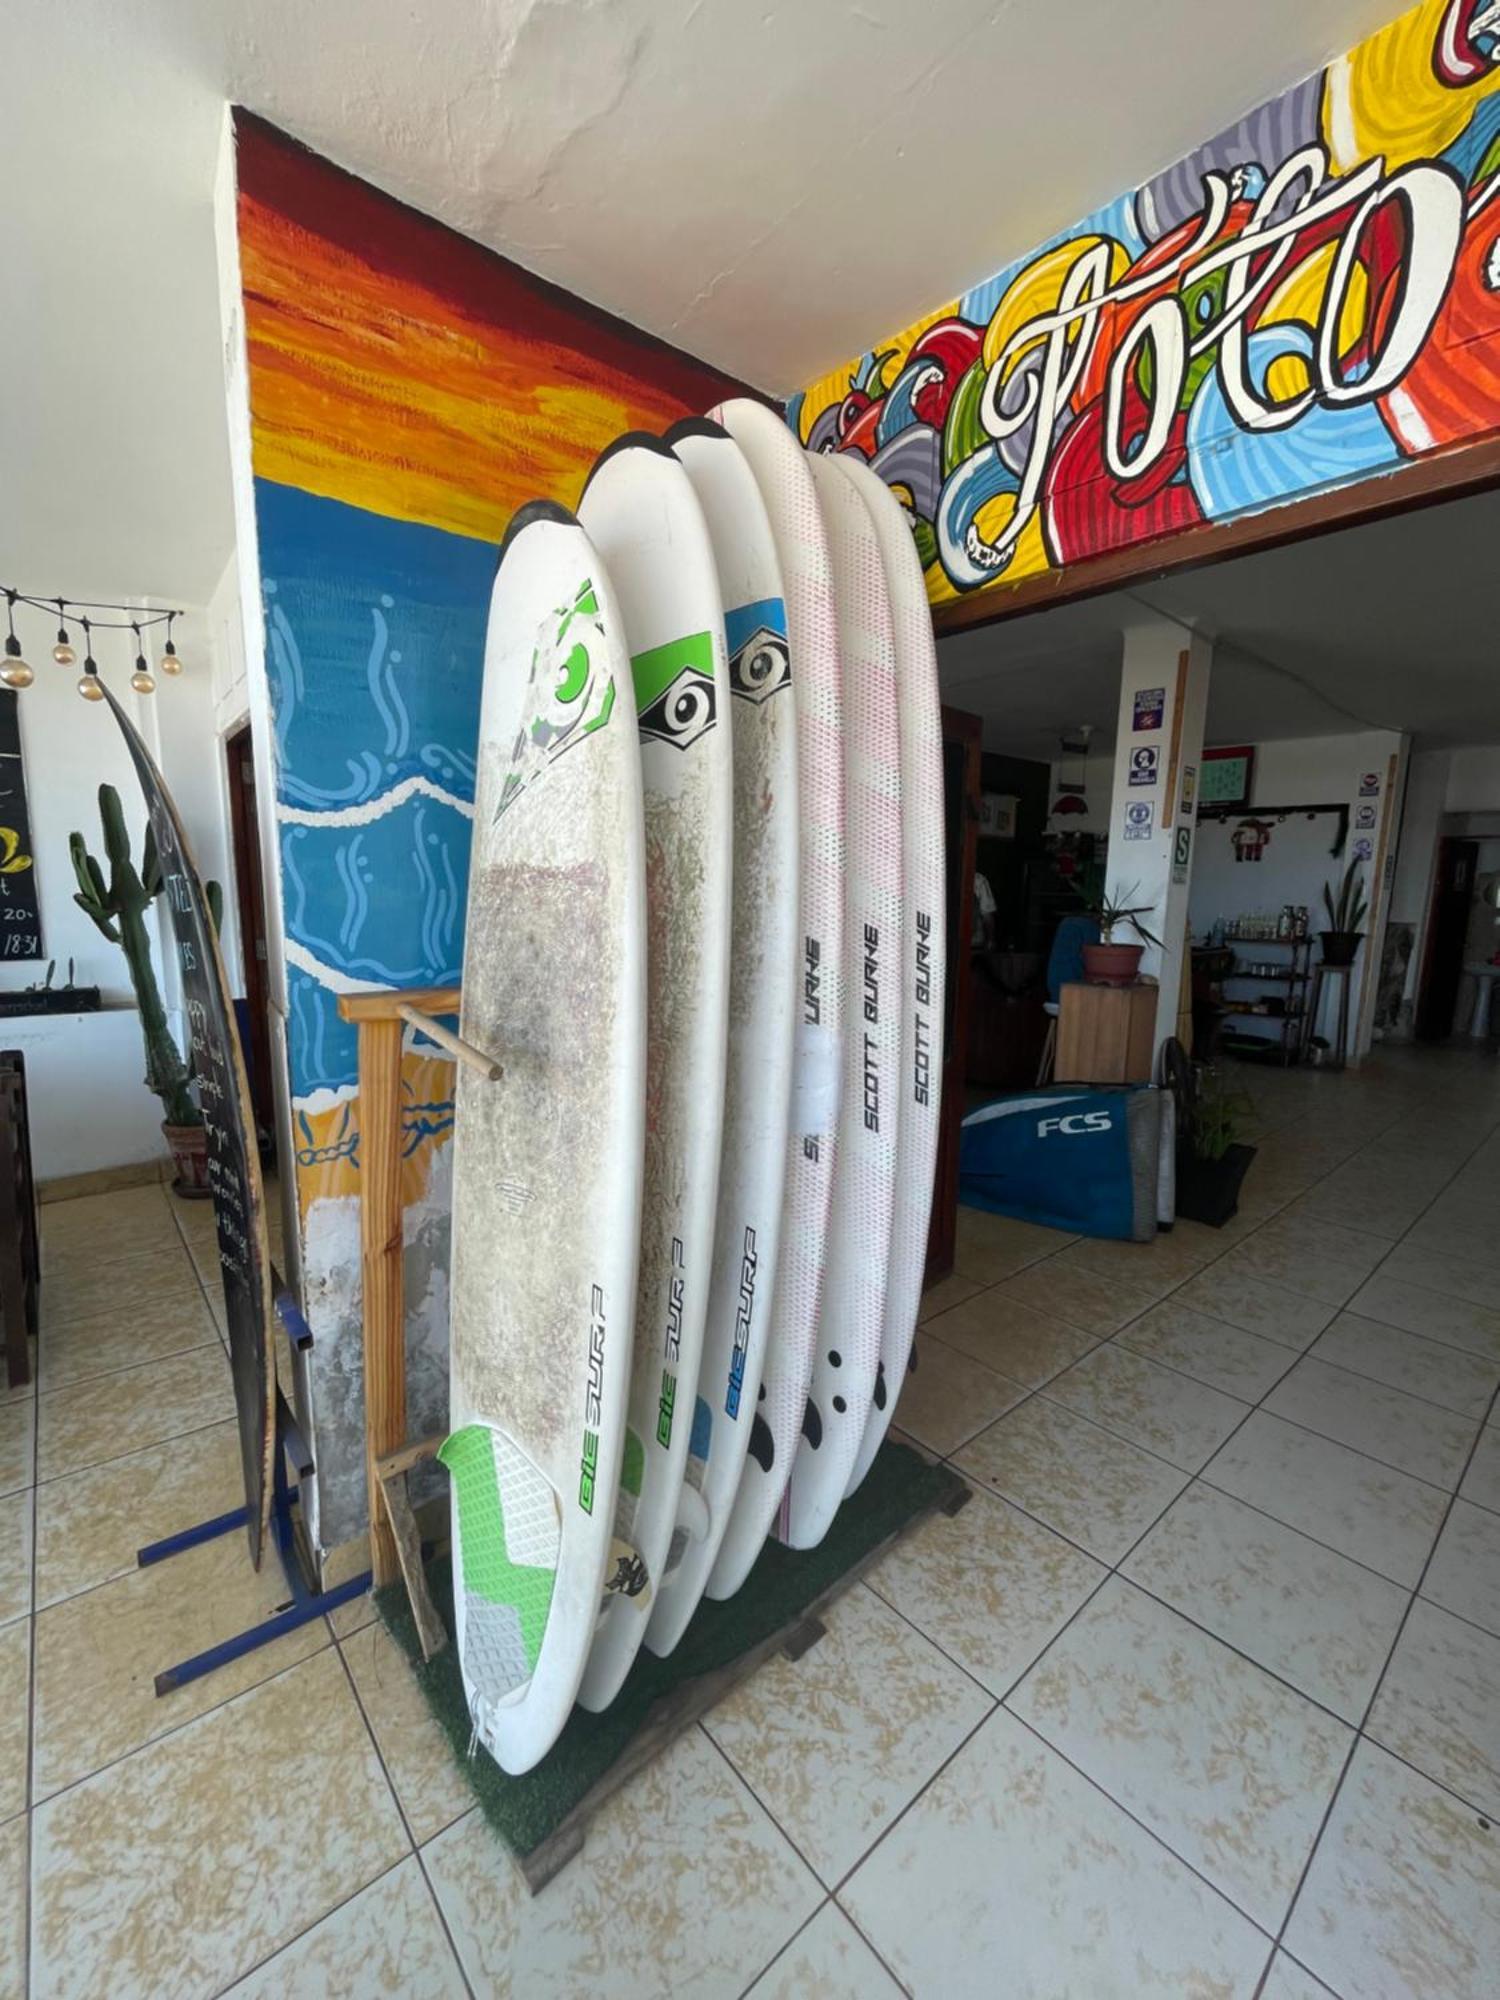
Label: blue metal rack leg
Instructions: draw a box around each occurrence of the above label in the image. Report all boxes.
[140,1290,373,1697]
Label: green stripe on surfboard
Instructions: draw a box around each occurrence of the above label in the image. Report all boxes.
[630,630,713,710]
[439,1424,556,1676]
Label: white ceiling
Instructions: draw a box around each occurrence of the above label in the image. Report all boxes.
[939,484,1500,761]
[2,0,1405,603]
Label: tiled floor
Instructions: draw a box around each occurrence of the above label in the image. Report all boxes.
[5,1045,1500,1996]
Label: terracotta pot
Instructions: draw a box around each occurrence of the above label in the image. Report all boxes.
[162,1120,212,1199]
[1081,940,1145,986]
[1318,929,1363,969]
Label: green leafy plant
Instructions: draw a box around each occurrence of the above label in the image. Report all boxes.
[68,783,221,1128]
[1086,883,1166,951]
[1321,859,1369,936]
[1190,1067,1256,1162]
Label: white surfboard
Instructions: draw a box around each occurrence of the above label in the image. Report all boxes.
[835,453,947,1495]
[443,503,645,1774]
[643,417,800,1658]
[575,436,733,1710]
[782,452,903,1549]
[707,398,845,1601]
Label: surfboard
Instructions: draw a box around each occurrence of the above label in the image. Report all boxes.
[575,436,733,1709]
[834,453,947,1495]
[442,503,645,1774]
[781,452,904,1550]
[100,684,276,1569]
[642,417,800,1658]
[707,398,845,1601]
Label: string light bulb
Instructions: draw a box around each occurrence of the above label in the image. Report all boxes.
[1,591,34,691]
[159,612,182,676]
[129,624,155,695]
[77,620,105,703]
[52,601,75,666]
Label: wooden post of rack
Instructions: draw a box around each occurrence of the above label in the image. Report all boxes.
[335,984,499,1602]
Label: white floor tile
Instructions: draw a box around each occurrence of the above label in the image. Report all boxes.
[1121,1482,1407,1721]
[1367,1599,1500,1818]
[1116,1301,1297,1400]
[1460,1426,1500,1514]
[867,1484,1104,1696]
[423,1730,820,1998]
[841,1707,1271,1998]
[744,1902,903,1999]
[893,1334,1027,1456]
[1309,1313,1500,1419]
[1263,1355,1479,1488]
[955,1397,1187,1565]
[1009,1578,1352,1931]
[1173,1272,1336,1352]
[1421,1498,1500,1637]
[703,1583,992,1885]
[1203,1411,1448,1586]
[222,1857,465,1997]
[1041,1343,1249,1472]
[1259,1953,1338,2000]
[1346,1273,1500,1364]
[1285,1740,1500,2000]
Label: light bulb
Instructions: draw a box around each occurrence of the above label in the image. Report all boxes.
[159,642,182,676]
[52,640,76,666]
[78,672,105,703]
[131,669,155,694]
[1,637,32,689]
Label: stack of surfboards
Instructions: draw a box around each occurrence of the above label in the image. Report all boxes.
[442,399,945,1774]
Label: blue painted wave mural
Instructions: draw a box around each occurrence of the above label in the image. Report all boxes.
[256,479,495,1100]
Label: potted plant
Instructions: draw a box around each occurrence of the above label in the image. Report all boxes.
[1081,885,1165,986]
[1319,859,1368,969]
[1176,1065,1258,1227]
[69,784,222,1197]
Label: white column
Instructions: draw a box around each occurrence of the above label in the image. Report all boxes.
[1104,617,1212,1059]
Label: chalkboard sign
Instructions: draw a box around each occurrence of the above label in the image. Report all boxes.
[0,691,43,962]
[101,686,275,1566]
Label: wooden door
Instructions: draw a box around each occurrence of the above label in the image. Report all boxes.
[1417,838,1479,1040]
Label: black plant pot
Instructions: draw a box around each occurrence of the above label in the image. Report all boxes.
[1176,1142,1257,1228]
[1318,929,1363,969]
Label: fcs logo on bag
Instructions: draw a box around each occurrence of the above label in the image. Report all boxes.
[496,577,616,819]
[725,597,790,706]
[1038,1112,1113,1138]
[633,629,717,751]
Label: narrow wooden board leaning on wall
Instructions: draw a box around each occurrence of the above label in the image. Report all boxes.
[101,685,276,1567]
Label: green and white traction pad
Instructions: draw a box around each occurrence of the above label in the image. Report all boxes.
[440,1424,561,1701]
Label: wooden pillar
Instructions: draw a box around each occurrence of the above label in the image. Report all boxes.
[337,984,461,1587]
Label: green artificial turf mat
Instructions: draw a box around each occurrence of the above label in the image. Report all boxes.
[376,1439,964,1863]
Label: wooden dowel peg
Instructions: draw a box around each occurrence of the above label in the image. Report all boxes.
[396,1004,503,1081]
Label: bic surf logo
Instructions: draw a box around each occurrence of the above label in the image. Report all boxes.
[633,630,717,750]
[579,1284,607,1514]
[497,577,616,819]
[725,598,790,705]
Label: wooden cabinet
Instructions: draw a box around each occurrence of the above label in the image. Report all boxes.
[1056,980,1157,1084]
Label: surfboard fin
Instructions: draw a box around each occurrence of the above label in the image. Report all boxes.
[602,1537,653,1610]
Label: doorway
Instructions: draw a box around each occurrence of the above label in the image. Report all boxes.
[1417,837,1480,1041]
[224,723,275,1148]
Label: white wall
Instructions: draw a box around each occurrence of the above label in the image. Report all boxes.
[1446,746,1500,815]
[1188,728,1405,1059]
[1046,749,1116,835]
[0,598,238,1181]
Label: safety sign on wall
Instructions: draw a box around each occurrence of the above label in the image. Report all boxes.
[1130,745,1159,787]
[1172,824,1192,883]
[1123,800,1155,841]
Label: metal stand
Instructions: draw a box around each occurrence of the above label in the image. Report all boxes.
[1307,960,1353,1071]
[139,1287,372,1696]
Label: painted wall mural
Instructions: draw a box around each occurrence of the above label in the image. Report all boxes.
[234,113,744,1546]
[792,0,1500,607]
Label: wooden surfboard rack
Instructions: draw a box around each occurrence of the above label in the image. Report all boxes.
[336,983,503,1657]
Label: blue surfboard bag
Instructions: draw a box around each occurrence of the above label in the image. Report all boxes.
[959,1087,1158,1242]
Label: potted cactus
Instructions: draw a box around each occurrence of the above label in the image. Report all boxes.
[69,784,222,1196]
